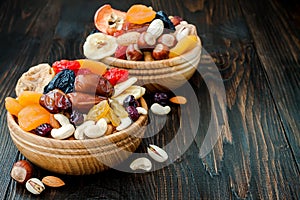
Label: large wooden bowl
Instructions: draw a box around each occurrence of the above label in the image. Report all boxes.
[7,98,148,175]
[101,37,202,91]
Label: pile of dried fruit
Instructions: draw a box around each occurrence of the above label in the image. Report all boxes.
[83,4,199,61]
[5,59,148,140]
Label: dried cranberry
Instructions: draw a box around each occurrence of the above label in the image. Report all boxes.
[34,123,52,137]
[126,106,139,121]
[40,89,72,114]
[103,68,129,86]
[123,95,139,108]
[52,59,80,74]
[70,110,84,126]
[154,92,168,106]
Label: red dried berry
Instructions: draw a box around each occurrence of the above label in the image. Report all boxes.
[34,123,52,137]
[52,60,81,74]
[114,45,127,60]
[103,68,129,86]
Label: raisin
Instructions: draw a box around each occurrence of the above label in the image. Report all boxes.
[70,110,84,126]
[154,92,168,106]
[34,123,52,137]
[40,89,72,114]
[155,11,175,31]
[43,69,75,94]
[123,95,139,108]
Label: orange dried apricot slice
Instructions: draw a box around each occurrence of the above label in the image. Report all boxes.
[18,104,50,132]
[18,91,42,106]
[5,97,24,116]
[77,59,108,76]
[126,5,156,24]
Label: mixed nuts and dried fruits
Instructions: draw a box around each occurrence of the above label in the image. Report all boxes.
[83,4,199,61]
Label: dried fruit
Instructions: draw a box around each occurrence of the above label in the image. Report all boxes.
[154,92,168,105]
[18,104,50,132]
[26,178,45,195]
[10,160,33,184]
[43,69,75,94]
[77,59,108,76]
[126,5,156,24]
[147,144,168,162]
[123,95,139,108]
[40,89,72,114]
[126,106,139,122]
[169,96,187,104]
[106,108,121,126]
[103,68,129,86]
[126,44,143,61]
[18,91,42,106]
[86,100,110,121]
[169,35,198,58]
[113,77,138,97]
[42,176,65,187]
[130,157,152,171]
[33,123,52,137]
[116,31,141,46]
[52,59,81,74]
[110,100,128,118]
[5,97,23,116]
[70,110,84,125]
[143,51,154,61]
[152,44,169,60]
[114,45,127,59]
[94,4,126,35]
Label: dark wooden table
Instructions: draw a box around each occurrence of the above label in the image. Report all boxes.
[0,0,299,199]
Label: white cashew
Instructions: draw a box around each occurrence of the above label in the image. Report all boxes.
[136,107,147,115]
[116,117,132,131]
[51,124,75,140]
[54,114,70,126]
[150,103,171,115]
[74,120,95,140]
[84,118,107,139]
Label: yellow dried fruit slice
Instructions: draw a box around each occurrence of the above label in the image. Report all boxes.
[106,108,121,127]
[169,35,198,58]
[110,100,128,118]
[86,100,110,121]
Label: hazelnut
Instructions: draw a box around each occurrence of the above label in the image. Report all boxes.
[157,34,177,47]
[152,44,169,60]
[10,160,33,184]
[137,32,156,51]
[126,44,143,61]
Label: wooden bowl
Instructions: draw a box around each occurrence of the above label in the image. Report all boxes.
[101,37,202,91]
[7,98,148,175]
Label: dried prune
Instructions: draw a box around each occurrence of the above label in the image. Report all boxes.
[126,106,139,122]
[34,123,52,137]
[43,69,75,94]
[40,89,72,114]
[67,92,108,112]
[123,95,139,108]
[74,74,114,97]
[155,11,175,30]
[70,110,84,126]
[154,92,168,106]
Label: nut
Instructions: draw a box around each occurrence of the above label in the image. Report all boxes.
[169,96,187,104]
[113,77,138,98]
[42,176,65,187]
[157,34,177,47]
[136,107,148,115]
[130,157,152,171]
[84,119,107,139]
[150,103,171,115]
[53,113,70,126]
[147,144,168,162]
[143,51,154,61]
[126,44,143,61]
[74,120,95,140]
[116,31,141,46]
[116,117,132,131]
[10,160,33,184]
[175,26,189,41]
[25,178,45,195]
[137,32,156,51]
[51,124,75,140]
[147,19,164,39]
[152,44,169,60]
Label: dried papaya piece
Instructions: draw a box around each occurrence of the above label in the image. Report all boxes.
[169,35,198,58]
[126,5,156,24]
[5,97,24,116]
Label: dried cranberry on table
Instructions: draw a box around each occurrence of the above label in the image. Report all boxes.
[126,106,139,122]
[103,68,129,86]
[43,69,75,94]
[40,89,72,114]
[33,123,52,137]
[52,60,80,74]
[154,92,169,106]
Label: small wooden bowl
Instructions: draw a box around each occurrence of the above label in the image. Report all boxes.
[101,37,202,91]
[7,98,148,175]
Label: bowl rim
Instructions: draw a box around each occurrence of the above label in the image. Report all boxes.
[7,97,148,145]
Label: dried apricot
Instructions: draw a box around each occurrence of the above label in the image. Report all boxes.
[126,5,156,24]
[18,104,51,132]
[77,59,108,76]
[5,97,24,116]
[18,91,42,106]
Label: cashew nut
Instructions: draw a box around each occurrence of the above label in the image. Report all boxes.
[150,103,171,115]
[51,124,75,140]
[136,107,148,115]
[53,114,70,126]
[116,117,132,131]
[84,118,107,139]
[74,120,95,140]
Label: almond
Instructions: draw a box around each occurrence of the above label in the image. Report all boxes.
[169,96,187,104]
[41,176,65,187]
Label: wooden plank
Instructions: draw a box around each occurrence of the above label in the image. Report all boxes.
[239,0,300,167]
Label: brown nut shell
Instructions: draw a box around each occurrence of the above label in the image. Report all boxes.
[10,160,33,184]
